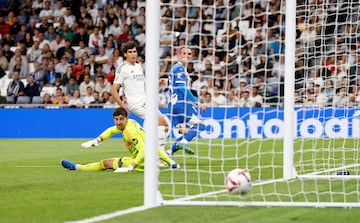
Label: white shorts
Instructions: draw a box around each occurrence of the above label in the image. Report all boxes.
[129,102,146,119]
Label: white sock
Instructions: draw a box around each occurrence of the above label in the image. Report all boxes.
[158,126,166,151]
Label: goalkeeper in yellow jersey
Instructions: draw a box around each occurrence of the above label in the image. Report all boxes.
[61,107,179,172]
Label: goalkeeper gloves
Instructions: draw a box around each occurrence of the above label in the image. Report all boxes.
[81,137,101,148]
[114,165,134,173]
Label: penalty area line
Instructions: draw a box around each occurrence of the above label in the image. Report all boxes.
[64,205,150,223]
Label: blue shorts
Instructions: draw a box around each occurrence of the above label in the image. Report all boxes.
[168,102,198,127]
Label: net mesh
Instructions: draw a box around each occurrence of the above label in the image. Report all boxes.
[158,0,360,206]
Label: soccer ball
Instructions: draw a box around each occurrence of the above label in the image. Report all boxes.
[225,169,252,195]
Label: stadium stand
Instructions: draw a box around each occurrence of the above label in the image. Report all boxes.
[0,0,358,108]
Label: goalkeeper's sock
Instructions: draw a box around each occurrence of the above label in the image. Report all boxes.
[77,160,106,171]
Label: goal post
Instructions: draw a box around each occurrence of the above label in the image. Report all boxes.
[144,0,360,208]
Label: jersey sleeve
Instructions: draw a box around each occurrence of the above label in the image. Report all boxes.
[114,63,125,85]
[99,126,122,140]
[172,66,198,104]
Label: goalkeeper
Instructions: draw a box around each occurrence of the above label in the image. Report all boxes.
[61,107,179,172]
[167,47,206,156]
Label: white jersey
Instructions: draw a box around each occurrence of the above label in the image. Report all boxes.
[114,61,146,107]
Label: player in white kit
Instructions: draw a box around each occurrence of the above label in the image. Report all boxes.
[111,41,169,153]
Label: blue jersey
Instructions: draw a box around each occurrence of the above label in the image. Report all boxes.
[168,62,199,125]
[168,62,198,105]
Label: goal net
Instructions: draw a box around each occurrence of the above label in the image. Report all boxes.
[149,0,360,207]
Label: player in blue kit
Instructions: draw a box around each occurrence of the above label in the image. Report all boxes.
[167,47,206,156]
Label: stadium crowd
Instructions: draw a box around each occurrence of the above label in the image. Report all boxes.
[0,0,359,108]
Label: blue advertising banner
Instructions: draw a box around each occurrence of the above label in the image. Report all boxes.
[0,108,359,138]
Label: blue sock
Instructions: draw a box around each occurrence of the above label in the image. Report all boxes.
[184,124,205,141]
[171,124,205,153]
[171,136,183,153]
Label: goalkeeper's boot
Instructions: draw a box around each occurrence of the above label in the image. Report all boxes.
[171,163,180,169]
[176,142,195,155]
[61,159,77,170]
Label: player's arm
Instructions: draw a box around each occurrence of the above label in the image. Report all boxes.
[175,79,206,112]
[111,83,128,110]
[81,126,120,148]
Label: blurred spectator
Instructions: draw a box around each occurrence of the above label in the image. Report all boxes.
[30,62,46,86]
[50,34,65,55]
[89,90,103,108]
[56,39,74,60]
[102,91,116,108]
[58,23,73,42]
[0,49,8,71]
[26,40,41,63]
[24,75,41,99]
[8,56,28,79]
[79,74,95,97]
[0,16,10,37]
[2,44,13,63]
[249,86,263,107]
[89,26,104,53]
[72,57,85,83]
[77,4,92,27]
[238,89,252,107]
[95,47,108,65]
[19,0,32,19]
[191,72,208,97]
[68,89,83,108]
[332,86,347,107]
[23,32,34,48]
[214,0,227,30]
[54,0,66,23]
[94,74,111,97]
[44,60,60,86]
[314,84,328,107]
[127,0,140,17]
[7,70,25,101]
[42,93,53,106]
[82,86,95,106]
[15,24,27,45]
[39,1,54,23]
[212,85,227,107]
[98,19,109,38]
[106,66,116,85]
[55,56,70,77]
[65,76,79,97]
[72,26,90,46]
[64,8,76,27]
[202,92,212,107]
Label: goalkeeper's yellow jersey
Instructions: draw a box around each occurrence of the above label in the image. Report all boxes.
[99,119,145,165]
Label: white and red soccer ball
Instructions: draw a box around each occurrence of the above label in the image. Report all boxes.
[225,169,252,195]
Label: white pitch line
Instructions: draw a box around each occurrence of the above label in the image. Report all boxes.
[64,206,151,223]
[0,166,59,168]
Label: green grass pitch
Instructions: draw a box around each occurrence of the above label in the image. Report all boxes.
[0,138,360,223]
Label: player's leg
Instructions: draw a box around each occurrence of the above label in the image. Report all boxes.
[121,157,144,171]
[131,103,168,152]
[170,105,205,155]
[158,148,180,169]
[61,158,120,171]
[158,111,169,151]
